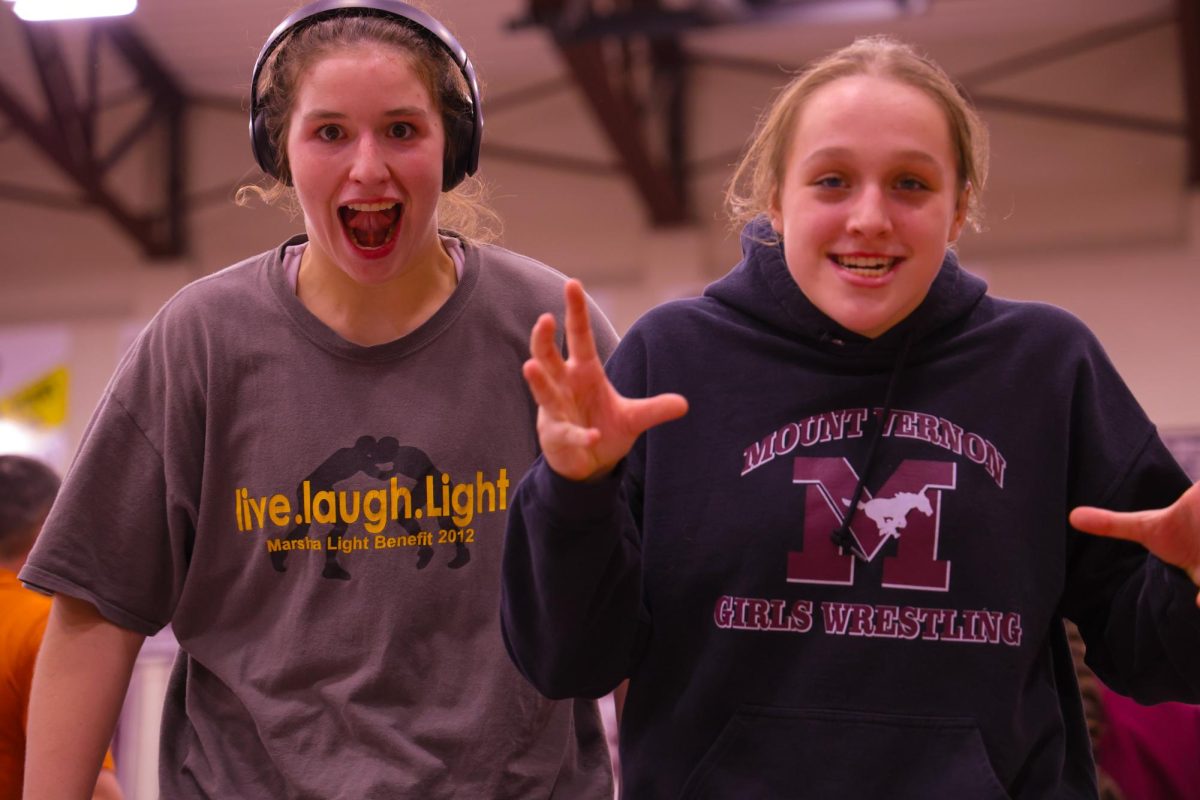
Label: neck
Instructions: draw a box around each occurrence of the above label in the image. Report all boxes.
[297,235,457,347]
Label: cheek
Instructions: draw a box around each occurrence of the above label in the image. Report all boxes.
[398,148,446,191]
[290,175,331,233]
[285,144,316,188]
[904,198,961,237]
[282,125,304,174]
[916,213,957,246]
[783,203,841,245]
[782,237,827,284]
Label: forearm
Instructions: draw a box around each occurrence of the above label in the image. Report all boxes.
[1105,558,1200,700]
[91,768,124,800]
[1068,439,1200,701]
[501,460,647,698]
[24,595,143,800]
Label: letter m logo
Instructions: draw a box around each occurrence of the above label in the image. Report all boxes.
[788,458,956,591]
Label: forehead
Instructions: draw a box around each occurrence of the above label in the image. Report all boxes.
[294,43,432,108]
[791,75,955,166]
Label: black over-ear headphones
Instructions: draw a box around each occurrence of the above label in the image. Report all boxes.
[249,0,483,191]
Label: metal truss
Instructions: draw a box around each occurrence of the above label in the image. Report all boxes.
[514,0,692,226]
[0,10,187,258]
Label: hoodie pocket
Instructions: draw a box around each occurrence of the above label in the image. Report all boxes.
[680,706,1010,800]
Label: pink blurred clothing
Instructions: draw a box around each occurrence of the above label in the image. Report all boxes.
[1097,686,1200,800]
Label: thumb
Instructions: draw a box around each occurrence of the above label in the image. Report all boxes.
[1068,505,1164,545]
[623,393,689,437]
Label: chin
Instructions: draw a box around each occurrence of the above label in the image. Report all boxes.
[831,307,896,339]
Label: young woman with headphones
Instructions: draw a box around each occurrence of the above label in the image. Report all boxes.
[20,2,617,796]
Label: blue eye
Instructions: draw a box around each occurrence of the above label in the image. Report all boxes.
[815,175,847,189]
[896,176,928,191]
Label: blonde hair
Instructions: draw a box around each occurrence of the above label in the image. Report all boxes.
[725,35,989,233]
[236,10,499,241]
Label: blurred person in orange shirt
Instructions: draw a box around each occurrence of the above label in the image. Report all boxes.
[0,455,121,800]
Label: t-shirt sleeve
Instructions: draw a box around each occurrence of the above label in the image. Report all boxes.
[585,293,620,365]
[20,315,201,636]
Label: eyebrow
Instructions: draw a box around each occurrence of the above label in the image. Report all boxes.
[300,106,431,120]
[804,146,944,169]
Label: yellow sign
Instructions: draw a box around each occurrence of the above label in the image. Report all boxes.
[0,366,69,427]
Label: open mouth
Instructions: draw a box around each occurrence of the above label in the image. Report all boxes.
[339,202,402,250]
[830,254,901,277]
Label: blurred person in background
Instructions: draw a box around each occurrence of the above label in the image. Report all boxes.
[1095,683,1200,800]
[0,454,121,800]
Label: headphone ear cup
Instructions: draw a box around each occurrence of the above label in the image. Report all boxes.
[441,112,472,191]
[441,109,477,191]
[251,109,284,182]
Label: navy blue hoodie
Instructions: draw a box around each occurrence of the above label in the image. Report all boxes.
[501,219,1200,799]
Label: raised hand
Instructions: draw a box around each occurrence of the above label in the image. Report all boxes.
[524,280,688,481]
[1070,481,1200,608]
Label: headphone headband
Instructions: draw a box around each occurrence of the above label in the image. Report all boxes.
[248,0,482,191]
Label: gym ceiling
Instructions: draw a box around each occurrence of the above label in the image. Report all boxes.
[0,0,1195,261]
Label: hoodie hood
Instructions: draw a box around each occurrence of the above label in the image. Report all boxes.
[704,217,991,559]
[705,216,988,356]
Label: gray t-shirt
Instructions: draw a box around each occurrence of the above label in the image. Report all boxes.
[22,234,618,799]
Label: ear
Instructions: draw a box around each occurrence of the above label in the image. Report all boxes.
[947,182,971,243]
[767,184,784,234]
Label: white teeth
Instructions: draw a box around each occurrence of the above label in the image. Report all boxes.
[346,202,397,212]
[836,256,897,269]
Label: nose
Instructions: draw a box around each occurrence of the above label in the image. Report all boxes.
[348,134,389,185]
[847,184,893,238]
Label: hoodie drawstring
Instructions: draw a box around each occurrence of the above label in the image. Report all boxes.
[830,333,915,561]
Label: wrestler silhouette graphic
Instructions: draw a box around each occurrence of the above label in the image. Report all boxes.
[271,437,469,580]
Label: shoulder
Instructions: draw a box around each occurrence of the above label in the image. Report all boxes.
[108,242,289,399]
[605,295,717,390]
[622,294,726,346]
[976,295,1105,354]
[462,240,576,319]
[468,240,573,295]
[131,241,290,352]
[986,295,1092,332]
[463,239,619,355]
[154,243,283,326]
[979,295,1141,418]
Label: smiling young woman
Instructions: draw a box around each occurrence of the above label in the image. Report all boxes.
[768,74,968,339]
[500,34,1200,799]
[17,2,618,798]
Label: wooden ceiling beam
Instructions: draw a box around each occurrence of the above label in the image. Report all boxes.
[1179,0,1200,186]
[0,11,187,259]
[528,0,691,226]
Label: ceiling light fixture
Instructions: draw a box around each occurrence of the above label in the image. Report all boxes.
[12,0,136,22]
[0,419,41,457]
